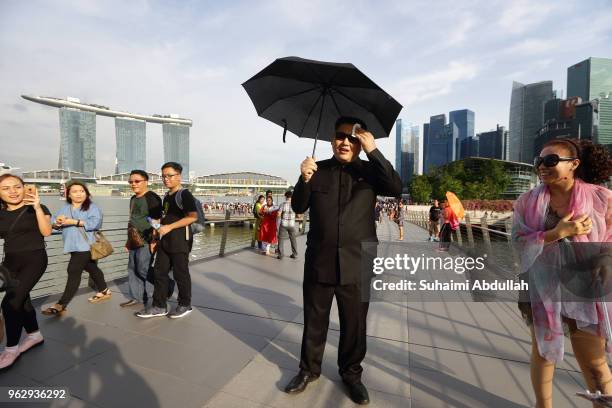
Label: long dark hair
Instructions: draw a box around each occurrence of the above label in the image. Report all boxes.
[0,174,25,210]
[65,180,92,211]
[542,138,612,185]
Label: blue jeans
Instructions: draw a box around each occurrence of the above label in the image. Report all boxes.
[127,245,154,303]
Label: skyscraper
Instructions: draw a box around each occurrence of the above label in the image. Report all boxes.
[424,122,457,172]
[163,123,190,179]
[508,80,554,163]
[423,115,448,172]
[58,107,96,176]
[409,124,421,176]
[449,109,475,159]
[423,122,430,173]
[478,125,507,160]
[115,117,146,174]
[395,119,405,180]
[395,120,420,189]
[567,57,612,148]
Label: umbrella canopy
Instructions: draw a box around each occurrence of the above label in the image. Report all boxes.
[445,191,465,220]
[242,56,402,155]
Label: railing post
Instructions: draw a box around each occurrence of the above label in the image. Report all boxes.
[465,213,475,248]
[505,216,520,273]
[219,210,231,257]
[480,214,493,254]
[250,219,256,247]
[455,223,463,246]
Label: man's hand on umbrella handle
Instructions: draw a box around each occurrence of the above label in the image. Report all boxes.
[354,128,376,153]
[301,156,317,183]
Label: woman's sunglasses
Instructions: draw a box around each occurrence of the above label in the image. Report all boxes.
[334,131,359,144]
[533,154,578,168]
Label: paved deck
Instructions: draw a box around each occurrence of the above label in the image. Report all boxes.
[0,218,593,407]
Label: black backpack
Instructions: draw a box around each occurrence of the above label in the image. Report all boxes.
[169,189,206,234]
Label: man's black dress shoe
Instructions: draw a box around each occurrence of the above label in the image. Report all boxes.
[284,371,319,394]
[344,380,370,405]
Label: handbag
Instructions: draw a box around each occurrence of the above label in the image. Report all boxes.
[79,228,114,260]
[71,207,114,260]
[125,199,145,250]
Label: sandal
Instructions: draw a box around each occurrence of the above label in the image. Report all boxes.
[88,289,112,304]
[42,304,66,315]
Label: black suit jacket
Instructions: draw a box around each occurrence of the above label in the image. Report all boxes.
[292,148,402,285]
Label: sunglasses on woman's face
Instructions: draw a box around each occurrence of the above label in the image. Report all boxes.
[334,131,359,144]
[533,154,578,168]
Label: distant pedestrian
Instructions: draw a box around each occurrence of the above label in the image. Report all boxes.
[278,190,298,260]
[258,196,279,255]
[428,199,441,242]
[252,195,265,250]
[397,200,405,241]
[438,200,458,251]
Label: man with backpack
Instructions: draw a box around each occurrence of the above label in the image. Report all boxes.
[137,162,199,319]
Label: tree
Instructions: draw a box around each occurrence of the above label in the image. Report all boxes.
[409,175,432,204]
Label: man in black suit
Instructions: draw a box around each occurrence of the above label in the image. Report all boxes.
[284,117,402,405]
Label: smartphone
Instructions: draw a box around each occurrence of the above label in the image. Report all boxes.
[24,184,36,195]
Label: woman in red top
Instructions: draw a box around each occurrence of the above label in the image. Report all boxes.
[438,201,459,252]
[258,196,280,255]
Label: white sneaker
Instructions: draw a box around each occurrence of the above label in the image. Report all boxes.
[0,350,20,370]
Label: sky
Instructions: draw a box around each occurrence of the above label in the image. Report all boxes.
[1,0,611,183]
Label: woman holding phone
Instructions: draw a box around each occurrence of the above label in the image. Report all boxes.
[513,139,612,408]
[42,181,110,315]
[0,175,52,369]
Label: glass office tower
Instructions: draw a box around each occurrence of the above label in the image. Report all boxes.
[163,123,190,179]
[115,117,146,174]
[58,108,96,176]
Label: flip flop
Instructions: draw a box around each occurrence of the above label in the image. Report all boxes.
[41,304,66,316]
[88,289,112,304]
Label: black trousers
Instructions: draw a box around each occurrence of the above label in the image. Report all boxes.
[2,249,48,347]
[439,223,452,250]
[299,279,370,384]
[152,246,190,308]
[59,251,107,306]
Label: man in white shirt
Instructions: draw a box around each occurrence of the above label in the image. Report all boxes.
[277,190,298,260]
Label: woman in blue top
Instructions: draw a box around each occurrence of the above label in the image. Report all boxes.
[42,181,111,315]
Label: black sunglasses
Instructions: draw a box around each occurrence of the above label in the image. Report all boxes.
[533,154,578,168]
[335,131,359,144]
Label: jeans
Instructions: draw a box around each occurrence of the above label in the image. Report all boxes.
[127,245,154,303]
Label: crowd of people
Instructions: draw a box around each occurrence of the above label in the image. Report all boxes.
[202,202,253,216]
[0,161,201,369]
[251,190,300,259]
[1,114,611,407]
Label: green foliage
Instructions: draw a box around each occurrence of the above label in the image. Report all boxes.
[424,159,511,201]
[409,175,432,204]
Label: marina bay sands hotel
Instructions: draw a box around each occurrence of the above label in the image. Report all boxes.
[21,95,192,177]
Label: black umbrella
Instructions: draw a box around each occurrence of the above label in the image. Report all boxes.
[242,56,403,156]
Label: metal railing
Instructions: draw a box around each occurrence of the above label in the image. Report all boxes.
[405,210,519,278]
[0,211,309,300]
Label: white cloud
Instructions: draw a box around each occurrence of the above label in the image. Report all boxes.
[395,61,480,106]
[499,0,557,35]
[503,38,556,56]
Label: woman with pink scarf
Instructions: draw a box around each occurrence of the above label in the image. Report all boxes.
[513,138,612,408]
